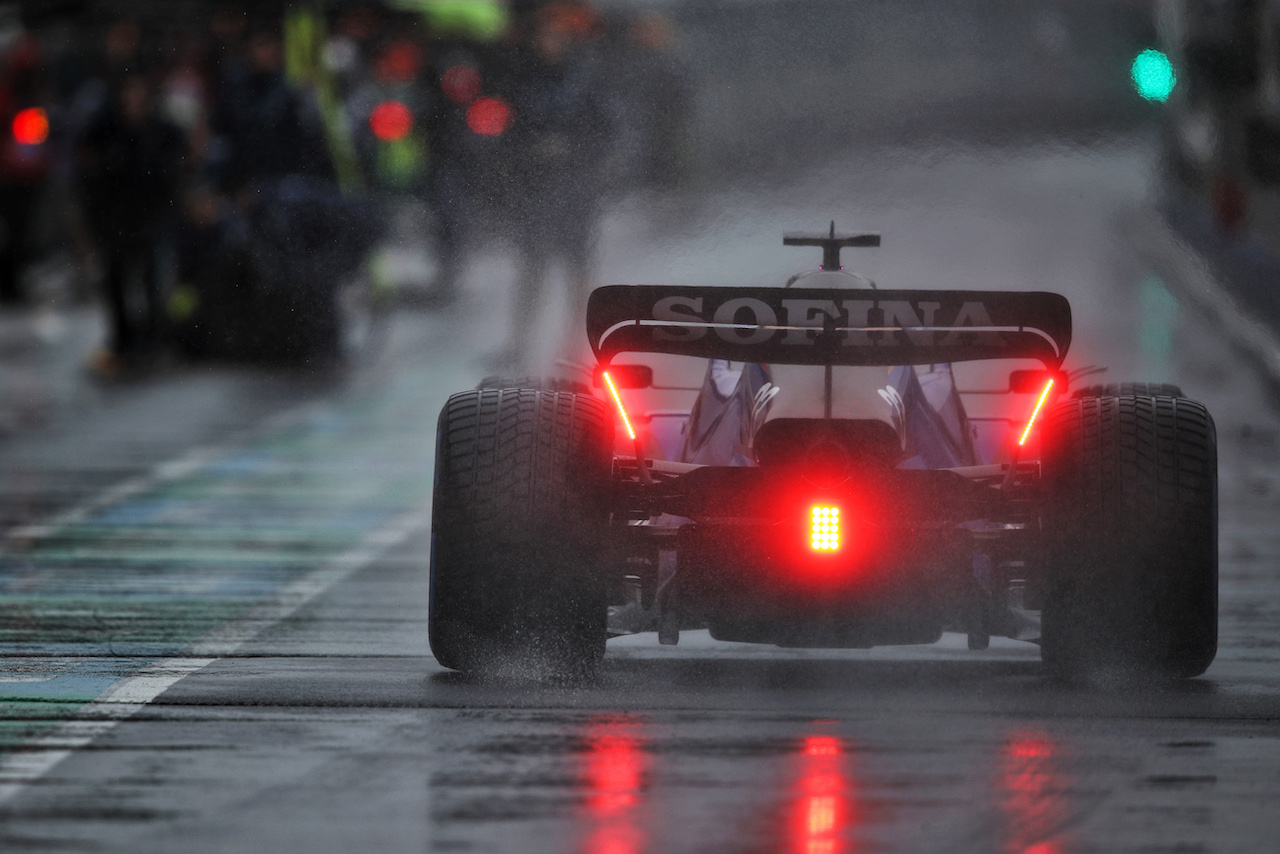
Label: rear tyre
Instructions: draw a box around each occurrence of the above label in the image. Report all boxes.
[476,375,592,395]
[1072,382,1184,400]
[1040,395,1217,680]
[429,388,613,677]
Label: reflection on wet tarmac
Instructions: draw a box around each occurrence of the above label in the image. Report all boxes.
[582,715,648,854]
[793,732,854,854]
[1002,731,1067,854]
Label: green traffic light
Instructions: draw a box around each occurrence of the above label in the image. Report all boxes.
[1132,49,1176,102]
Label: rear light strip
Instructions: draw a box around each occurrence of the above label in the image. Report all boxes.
[601,369,652,486]
[1017,378,1055,446]
[601,370,637,442]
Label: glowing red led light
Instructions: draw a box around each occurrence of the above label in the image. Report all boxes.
[602,371,637,442]
[466,96,511,136]
[810,506,840,551]
[12,107,48,146]
[441,64,481,104]
[369,101,412,141]
[1017,379,1055,447]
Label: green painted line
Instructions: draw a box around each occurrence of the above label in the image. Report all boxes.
[0,359,449,761]
[0,706,91,751]
[18,549,351,565]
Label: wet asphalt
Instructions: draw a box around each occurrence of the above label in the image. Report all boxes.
[1,138,1279,853]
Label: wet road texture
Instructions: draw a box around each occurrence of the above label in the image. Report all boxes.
[3,13,1280,854]
[0,139,1274,853]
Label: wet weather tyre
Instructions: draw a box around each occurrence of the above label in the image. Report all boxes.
[1072,382,1183,400]
[476,375,593,395]
[429,388,613,676]
[1040,395,1217,679]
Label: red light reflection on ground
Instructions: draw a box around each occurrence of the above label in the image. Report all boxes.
[1001,732,1067,854]
[582,717,648,854]
[793,733,855,854]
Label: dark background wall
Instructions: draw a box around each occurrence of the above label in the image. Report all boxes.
[665,0,1158,174]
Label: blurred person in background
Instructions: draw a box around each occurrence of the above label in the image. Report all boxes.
[616,12,691,190]
[78,68,186,374]
[160,29,211,158]
[501,1,615,366]
[192,19,377,364]
[0,31,51,305]
[214,24,331,191]
[420,39,494,307]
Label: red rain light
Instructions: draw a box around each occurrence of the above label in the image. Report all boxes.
[810,506,840,551]
[466,96,511,136]
[602,371,637,442]
[441,64,481,104]
[369,101,412,141]
[12,107,48,146]
[1017,379,1055,447]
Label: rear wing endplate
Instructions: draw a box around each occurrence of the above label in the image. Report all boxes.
[587,285,1071,368]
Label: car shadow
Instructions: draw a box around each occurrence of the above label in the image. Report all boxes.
[427,653,1229,719]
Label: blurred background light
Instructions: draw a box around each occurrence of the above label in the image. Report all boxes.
[12,107,48,145]
[466,96,511,136]
[370,101,413,141]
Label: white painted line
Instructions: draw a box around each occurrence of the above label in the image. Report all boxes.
[1125,208,1280,383]
[0,401,326,551]
[0,501,432,807]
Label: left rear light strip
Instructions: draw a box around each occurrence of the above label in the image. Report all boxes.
[602,370,637,442]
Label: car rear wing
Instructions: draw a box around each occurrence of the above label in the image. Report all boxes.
[587,285,1072,369]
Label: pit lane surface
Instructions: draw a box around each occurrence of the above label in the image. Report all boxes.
[2,141,1280,853]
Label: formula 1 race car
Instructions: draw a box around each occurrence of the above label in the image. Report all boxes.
[428,228,1218,680]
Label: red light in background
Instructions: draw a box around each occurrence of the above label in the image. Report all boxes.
[369,101,412,141]
[467,96,512,136]
[375,40,421,84]
[12,108,48,145]
[1017,379,1055,447]
[810,506,840,551]
[602,371,637,442]
[441,64,481,104]
[583,717,647,854]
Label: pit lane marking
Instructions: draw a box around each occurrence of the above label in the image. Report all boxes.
[1124,207,1280,386]
[0,401,326,550]
[0,500,431,806]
